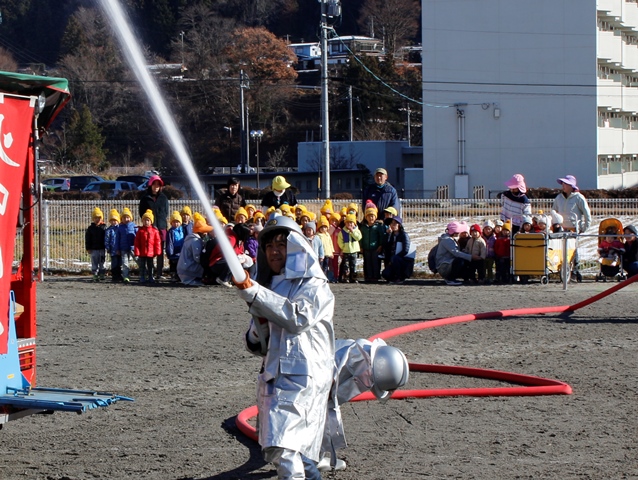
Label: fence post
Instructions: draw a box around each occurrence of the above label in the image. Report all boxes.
[44,200,50,277]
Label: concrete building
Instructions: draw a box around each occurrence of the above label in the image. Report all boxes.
[297,140,424,197]
[422,0,638,198]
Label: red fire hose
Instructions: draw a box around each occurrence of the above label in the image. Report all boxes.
[236,275,638,442]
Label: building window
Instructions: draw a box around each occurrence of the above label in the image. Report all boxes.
[346,177,351,189]
[306,180,312,192]
[598,157,609,175]
[354,177,360,188]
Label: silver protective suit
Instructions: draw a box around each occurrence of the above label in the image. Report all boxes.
[238,225,335,465]
[321,338,388,457]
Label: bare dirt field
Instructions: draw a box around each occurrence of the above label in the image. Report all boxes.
[1,277,637,480]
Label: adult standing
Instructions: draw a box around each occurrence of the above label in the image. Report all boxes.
[233,215,334,479]
[362,168,400,216]
[552,174,591,281]
[214,177,246,222]
[500,174,532,235]
[261,175,298,210]
[139,174,169,280]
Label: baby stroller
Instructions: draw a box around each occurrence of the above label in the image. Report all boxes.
[596,218,627,282]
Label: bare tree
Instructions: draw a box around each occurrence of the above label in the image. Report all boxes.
[358,0,421,57]
[0,47,18,72]
[265,145,289,171]
[307,144,360,170]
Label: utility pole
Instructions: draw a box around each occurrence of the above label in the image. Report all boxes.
[319,0,341,199]
[348,85,353,141]
[320,0,330,199]
[239,70,249,172]
[406,104,411,146]
[179,31,185,66]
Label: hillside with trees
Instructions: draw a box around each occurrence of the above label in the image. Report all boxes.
[0,0,422,175]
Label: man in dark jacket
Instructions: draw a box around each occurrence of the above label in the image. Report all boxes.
[362,168,400,216]
[139,175,169,279]
[215,177,246,221]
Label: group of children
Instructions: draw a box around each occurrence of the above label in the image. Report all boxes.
[85,205,195,283]
[85,198,413,286]
[446,210,565,285]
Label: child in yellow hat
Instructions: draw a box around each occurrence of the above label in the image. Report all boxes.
[317,216,334,280]
[105,209,122,282]
[85,207,106,281]
[360,201,384,282]
[337,214,362,283]
[167,211,184,281]
[134,210,162,283]
[180,206,193,235]
[117,207,137,283]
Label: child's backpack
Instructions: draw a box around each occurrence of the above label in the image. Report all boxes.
[427,245,439,274]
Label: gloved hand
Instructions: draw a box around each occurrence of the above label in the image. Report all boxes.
[248,318,269,343]
[233,271,253,290]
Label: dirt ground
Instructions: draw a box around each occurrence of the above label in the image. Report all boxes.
[1,277,637,480]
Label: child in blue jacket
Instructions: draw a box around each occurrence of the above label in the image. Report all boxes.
[166,211,185,281]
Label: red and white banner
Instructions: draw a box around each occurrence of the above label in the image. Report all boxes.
[0,96,34,354]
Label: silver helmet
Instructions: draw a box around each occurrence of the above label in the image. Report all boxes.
[370,346,409,401]
[258,214,302,244]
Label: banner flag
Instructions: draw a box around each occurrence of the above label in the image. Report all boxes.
[0,96,34,354]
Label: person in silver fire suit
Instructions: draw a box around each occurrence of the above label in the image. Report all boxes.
[234,214,335,479]
[318,338,410,472]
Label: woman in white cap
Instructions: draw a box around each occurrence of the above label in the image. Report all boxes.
[261,175,298,210]
[552,175,591,281]
[500,174,532,235]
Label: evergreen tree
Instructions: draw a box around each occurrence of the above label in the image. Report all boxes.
[67,105,108,171]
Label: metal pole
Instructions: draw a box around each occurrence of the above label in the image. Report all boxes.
[348,85,353,141]
[321,0,331,199]
[406,104,411,147]
[562,235,569,291]
[239,70,246,171]
[44,200,50,275]
[256,137,260,189]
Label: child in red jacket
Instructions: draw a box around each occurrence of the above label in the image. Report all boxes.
[494,221,511,284]
[135,209,162,283]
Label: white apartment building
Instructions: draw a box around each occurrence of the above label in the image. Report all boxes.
[422,0,638,198]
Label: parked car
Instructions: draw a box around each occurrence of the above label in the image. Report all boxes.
[69,175,105,191]
[42,177,70,191]
[116,175,150,187]
[83,181,138,198]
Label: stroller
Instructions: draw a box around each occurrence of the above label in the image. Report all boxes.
[595,218,627,282]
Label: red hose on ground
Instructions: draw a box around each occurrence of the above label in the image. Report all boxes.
[568,273,638,311]
[235,278,635,441]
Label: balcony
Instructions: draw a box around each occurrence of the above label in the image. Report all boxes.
[622,85,638,112]
[598,127,623,154]
[622,1,638,27]
[597,0,623,18]
[623,129,638,152]
[598,30,623,63]
[622,43,638,72]
[598,78,623,109]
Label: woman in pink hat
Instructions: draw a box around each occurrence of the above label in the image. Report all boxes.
[500,174,532,235]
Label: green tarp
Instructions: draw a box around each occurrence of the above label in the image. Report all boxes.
[0,70,71,128]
